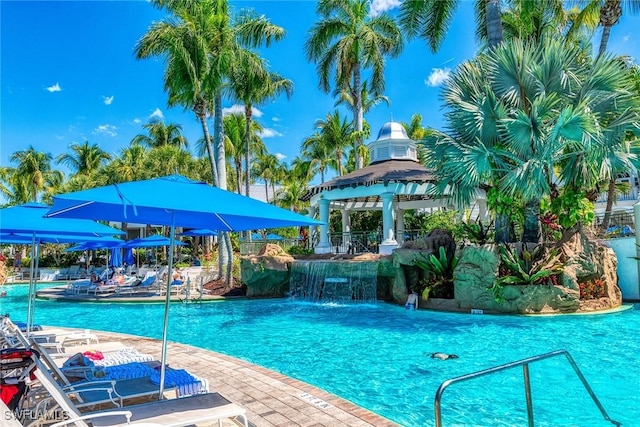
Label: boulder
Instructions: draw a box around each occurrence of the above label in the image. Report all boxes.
[240,247,294,297]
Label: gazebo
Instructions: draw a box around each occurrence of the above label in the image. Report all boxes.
[303,121,485,255]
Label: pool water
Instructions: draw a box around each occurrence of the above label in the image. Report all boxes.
[1,283,638,426]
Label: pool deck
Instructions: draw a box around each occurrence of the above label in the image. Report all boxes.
[55,328,399,427]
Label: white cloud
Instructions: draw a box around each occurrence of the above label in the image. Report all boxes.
[221,104,263,118]
[425,68,451,87]
[103,95,114,105]
[149,108,164,120]
[369,0,401,16]
[272,117,281,122]
[94,124,117,137]
[622,35,630,42]
[259,128,282,138]
[133,118,141,124]
[46,82,62,92]
[275,153,286,161]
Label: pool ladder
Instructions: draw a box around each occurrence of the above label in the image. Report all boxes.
[434,349,621,427]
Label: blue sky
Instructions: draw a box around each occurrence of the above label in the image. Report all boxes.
[2,1,639,182]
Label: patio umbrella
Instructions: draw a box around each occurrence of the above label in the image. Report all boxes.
[123,248,135,267]
[265,233,284,240]
[109,248,123,268]
[123,235,186,248]
[45,174,322,396]
[178,229,218,237]
[0,203,125,333]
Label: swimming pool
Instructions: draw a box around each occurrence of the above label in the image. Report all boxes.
[1,284,638,426]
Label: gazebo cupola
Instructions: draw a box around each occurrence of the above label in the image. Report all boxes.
[368,121,419,164]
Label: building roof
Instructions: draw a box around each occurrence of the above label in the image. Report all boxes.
[302,159,436,201]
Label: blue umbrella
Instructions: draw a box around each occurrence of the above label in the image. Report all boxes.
[109,248,123,267]
[265,233,284,240]
[178,229,218,237]
[0,203,125,333]
[123,235,186,248]
[45,174,322,396]
[123,248,135,266]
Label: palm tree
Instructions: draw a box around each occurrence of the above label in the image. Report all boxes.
[10,146,62,202]
[314,110,356,177]
[276,179,309,213]
[301,131,334,184]
[571,0,640,229]
[306,0,403,169]
[425,38,635,243]
[56,140,111,176]
[220,112,264,194]
[131,120,187,149]
[135,0,221,187]
[227,49,293,197]
[252,153,281,203]
[399,0,503,51]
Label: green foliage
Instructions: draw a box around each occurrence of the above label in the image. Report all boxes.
[461,219,493,245]
[414,246,459,298]
[486,188,523,222]
[287,245,314,256]
[497,244,564,287]
[405,210,464,240]
[549,189,594,229]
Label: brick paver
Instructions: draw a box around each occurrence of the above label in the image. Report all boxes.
[80,329,399,427]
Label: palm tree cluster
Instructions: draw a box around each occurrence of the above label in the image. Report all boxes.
[2,0,640,253]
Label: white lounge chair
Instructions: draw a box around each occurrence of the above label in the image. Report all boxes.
[30,358,248,427]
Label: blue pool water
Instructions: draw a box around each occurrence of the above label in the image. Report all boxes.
[1,283,638,426]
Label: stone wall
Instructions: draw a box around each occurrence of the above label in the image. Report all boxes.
[240,235,623,314]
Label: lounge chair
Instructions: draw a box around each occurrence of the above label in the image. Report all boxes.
[116,272,157,296]
[29,357,248,427]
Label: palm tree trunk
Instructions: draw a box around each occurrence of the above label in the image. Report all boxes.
[214,94,227,191]
[494,213,512,244]
[264,181,269,203]
[194,99,218,187]
[353,63,364,170]
[214,94,230,281]
[600,178,617,231]
[235,160,242,194]
[244,104,253,197]
[485,0,504,48]
[522,198,540,243]
[598,25,612,58]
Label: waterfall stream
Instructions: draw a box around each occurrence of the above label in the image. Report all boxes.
[289,260,378,304]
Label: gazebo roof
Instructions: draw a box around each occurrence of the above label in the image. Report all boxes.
[302,159,436,201]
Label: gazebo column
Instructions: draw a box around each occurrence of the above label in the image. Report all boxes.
[314,198,332,254]
[342,209,352,253]
[379,192,398,255]
[307,205,318,250]
[396,208,405,244]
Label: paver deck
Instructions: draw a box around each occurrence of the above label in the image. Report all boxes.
[57,329,399,427]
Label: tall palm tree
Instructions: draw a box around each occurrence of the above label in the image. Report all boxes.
[105,143,149,183]
[10,146,62,203]
[306,0,403,170]
[135,0,221,187]
[275,179,309,213]
[399,0,503,52]
[227,48,293,197]
[571,0,640,229]
[131,120,187,149]
[56,140,111,176]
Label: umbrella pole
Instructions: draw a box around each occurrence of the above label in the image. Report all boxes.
[26,233,37,338]
[158,218,176,399]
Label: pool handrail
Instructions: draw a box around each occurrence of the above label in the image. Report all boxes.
[434,349,621,427]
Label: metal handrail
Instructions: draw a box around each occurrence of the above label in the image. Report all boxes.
[434,349,621,427]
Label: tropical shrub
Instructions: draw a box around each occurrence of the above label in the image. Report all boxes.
[497,244,563,286]
[579,278,606,300]
[414,246,459,299]
[461,219,493,245]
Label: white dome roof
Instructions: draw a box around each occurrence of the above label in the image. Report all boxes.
[368,121,418,163]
